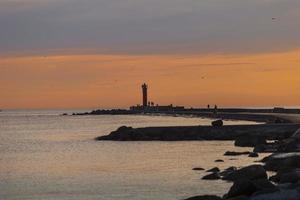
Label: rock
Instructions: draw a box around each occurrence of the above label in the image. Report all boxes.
[279,169,300,184]
[215,159,224,162]
[225,166,238,171]
[206,167,220,173]
[223,165,267,181]
[253,144,278,153]
[224,151,251,156]
[234,136,266,147]
[248,152,259,158]
[226,179,276,199]
[250,186,299,200]
[226,196,248,200]
[274,118,286,124]
[193,167,205,171]
[202,172,221,180]
[252,178,276,190]
[263,153,300,172]
[211,120,223,127]
[269,173,281,183]
[275,129,300,152]
[184,195,222,200]
[292,128,300,139]
[219,167,237,177]
[226,179,258,198]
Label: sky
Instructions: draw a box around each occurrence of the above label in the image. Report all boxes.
[0,0,300,109]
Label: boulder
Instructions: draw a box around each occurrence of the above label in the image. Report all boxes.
[292,128,300,139]
[219,167,237,177]
[250,186,299,200]
[226,179,276,199]
[253,144,278,153]
[224,151,250,156]
[279,169,300,184]
[212,120,223,127]
[248,152,259,158]
[226,179,258,198]
[193,167,205,171]
[234,136,266,147]
[277,137,300,152]
[215,159,224,162]
[184,195,222,200]
[202,172,221,180]
[226,196,248,200]
[263,153,300,171]
[223,165,267,181]
[206,167,220,173]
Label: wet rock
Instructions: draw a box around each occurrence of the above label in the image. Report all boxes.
[279,169,300,184]
[226,179,276,199]
[226,196,248,200]
[223,165,267,181]
[224,151,250,156]
[211,120,223,127]
[226,179,258,198]
[269,173,281,183]
[202,172,221,180]
[219,167,237,177]
[263,153,300,172]
[193,167,205,171]
[206,167,220,173]
[234,136,266,147]
[253,144,278,153]
[250,186,299,200]
[277,130,300,152]
[248,152,259,158]
[184,195,222,200]
[215,159,224,162]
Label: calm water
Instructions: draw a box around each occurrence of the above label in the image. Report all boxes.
[0,110,260,200]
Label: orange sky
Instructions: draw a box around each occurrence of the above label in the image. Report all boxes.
[1,50,300,109]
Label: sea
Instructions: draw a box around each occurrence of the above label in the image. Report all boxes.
[0,109,261,200]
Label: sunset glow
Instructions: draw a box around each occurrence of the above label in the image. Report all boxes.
[1,50,300,109]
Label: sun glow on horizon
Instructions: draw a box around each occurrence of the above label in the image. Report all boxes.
[1,50,300,109]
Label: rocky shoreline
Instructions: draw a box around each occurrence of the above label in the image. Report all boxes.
[96,124,300,141]
[95,114,300,199]
[183,128,300,200]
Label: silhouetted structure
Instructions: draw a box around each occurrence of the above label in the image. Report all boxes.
[142,83,148,107]
[130,83,185,112]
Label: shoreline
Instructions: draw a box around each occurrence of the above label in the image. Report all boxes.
[96,123,300,141]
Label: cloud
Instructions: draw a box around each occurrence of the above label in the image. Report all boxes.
[0,0,300,55]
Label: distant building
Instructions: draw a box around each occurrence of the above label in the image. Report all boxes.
[130,83,184,112]
[142,83,148,107]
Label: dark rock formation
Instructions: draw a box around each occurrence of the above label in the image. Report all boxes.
[262,153,300,172]
[248,152,259,157]
[276,128,300,152]
[253,144,278,153]
[184,195,222,200]
[234,136,266,147]
[96,124,300,141]
[219,167,237,177]
[202,172,221,180]
[215,159,224,162]
[212,120,223,127]
[206,167,220,173]
[226,178,276,199]
[193,167,205,171]
[224,151,251,156]
[222,165,267,181]
[279,170,300,184]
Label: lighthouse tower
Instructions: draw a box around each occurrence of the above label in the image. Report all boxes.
[142,83,148,107]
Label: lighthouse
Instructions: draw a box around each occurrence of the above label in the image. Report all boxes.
[142,83,148,107]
